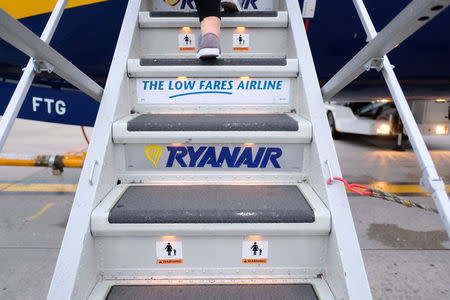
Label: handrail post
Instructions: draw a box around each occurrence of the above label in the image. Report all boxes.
[351,0,450,237]
[0,0,69,151]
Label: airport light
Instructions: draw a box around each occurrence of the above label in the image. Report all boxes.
[435,125,448,135]
[435,98,446,103]
[376,124,390,135]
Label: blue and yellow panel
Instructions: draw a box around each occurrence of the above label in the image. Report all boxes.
[0,0,108,19]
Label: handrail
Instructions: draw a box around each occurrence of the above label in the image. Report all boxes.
[0,0,69,151]
[324,0,450,236]
[321,0,449,100]
[0,8,103,101]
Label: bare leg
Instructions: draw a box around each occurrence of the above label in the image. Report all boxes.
[201,16,221,37]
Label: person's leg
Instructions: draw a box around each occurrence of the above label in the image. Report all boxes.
[195,0,221,36]
[195,0,221,58]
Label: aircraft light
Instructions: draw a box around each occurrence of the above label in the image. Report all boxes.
[376,124,390,135]
[436,125,448,135]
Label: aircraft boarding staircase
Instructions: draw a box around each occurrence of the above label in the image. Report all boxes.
[46,0,371,299]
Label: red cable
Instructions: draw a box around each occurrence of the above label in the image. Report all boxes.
[327,177,373,196]
[304,18,310,32]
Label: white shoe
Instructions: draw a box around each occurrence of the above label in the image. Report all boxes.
[221,0,242,12]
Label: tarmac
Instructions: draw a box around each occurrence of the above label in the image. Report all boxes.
[0,119,449,300]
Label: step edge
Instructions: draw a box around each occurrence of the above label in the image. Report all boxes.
[112,114,312,144]
[127,58,299,78]
[88,277,334,300]
[138,11,288,28]
[91,183,330,237]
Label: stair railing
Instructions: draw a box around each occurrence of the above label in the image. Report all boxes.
[0,0,103,151]
[321,0,450,237]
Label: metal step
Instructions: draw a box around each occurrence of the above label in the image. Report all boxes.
[91,183,330,236]
[105,284,318,300]
[139,11,287,27]
[90,184,330,279]
[138,11,288,58]
[127,58,298,77]
[88,279,335,300]
[109,185,314,224]
[113,113,312,144]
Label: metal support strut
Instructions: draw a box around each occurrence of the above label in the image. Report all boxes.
[326,0,450,237]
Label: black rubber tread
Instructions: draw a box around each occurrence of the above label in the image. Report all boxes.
[127,114,298,132]
[106,284,318,300]
[108,185,315,224]
[139,58,287,66]
[149,11,279,18]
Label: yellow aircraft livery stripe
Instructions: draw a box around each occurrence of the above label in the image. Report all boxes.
[0,183,449,194]
[0,0,108,19]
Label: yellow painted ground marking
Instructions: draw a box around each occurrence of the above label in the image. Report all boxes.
[0,183,77,192]
[0,183,447,194]
[25,202,56,221]
[344,183,450,194]
[0,0,108,19]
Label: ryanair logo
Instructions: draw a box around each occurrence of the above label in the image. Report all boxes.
[164,0,181,7]
[145,145,165,167]
[145,145,283,168]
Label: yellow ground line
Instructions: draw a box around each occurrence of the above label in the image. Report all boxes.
[367,184,450,194]
[0,183,77,192]
[0,183,448,194]
[25,202,55,221]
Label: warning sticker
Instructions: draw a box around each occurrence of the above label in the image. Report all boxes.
[156,241,183,264]
[233,33,249,51]
[178,33,196,51]
[242,240,268,263]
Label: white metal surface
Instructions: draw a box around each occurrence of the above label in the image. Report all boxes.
[350,0,450,237]
[47,0,143,299]
[286,0,372,298]
[127,58,299,77]
[321,0,450,100]
[0,0,68,151]
[139,11,289,28]
[0,8,103,101]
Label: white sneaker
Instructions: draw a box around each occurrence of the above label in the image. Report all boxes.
[221,0,242,12]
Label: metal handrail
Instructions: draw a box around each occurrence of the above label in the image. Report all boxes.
[322,0,450,236]
[0,8,103,100]
[322,0,449,100]
[0,2,103,151]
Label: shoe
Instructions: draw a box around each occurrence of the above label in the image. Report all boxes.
[221,0,242,12]
[196,33,221,59]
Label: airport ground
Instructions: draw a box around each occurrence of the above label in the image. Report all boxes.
[0,119,449,300]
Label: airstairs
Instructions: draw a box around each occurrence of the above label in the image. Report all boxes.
[45,0,371,298]
[0,0,447,298]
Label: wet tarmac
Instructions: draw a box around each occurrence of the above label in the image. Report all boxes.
[0,119,449,299]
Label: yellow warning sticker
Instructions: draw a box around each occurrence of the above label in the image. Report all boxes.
[242,240,268,263]
[157,259,183,264]
[156,241,183,264]
[233,34,249,51]
[242,258,268,264]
